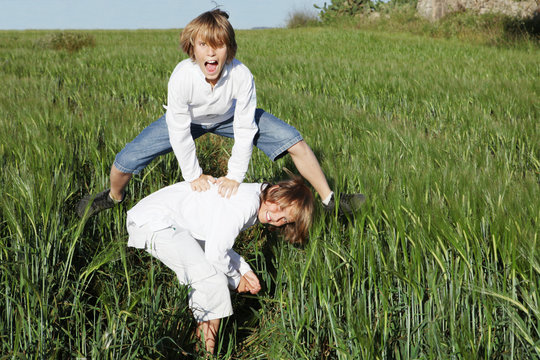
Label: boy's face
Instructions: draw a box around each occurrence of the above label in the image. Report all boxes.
[193,35,228,87]
[258,200,295,227]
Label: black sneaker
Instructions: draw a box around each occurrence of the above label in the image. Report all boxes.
[77,189,124,218]
[323,193,366,215]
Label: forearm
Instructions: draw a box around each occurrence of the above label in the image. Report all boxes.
[166,114,203,182]
[228,249,252,275]
[226,127,256,182]
[226,249,252,289]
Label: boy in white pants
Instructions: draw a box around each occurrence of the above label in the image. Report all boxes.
[126,176,314,354]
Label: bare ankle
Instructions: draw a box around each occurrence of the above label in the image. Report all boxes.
[109,190,124,202]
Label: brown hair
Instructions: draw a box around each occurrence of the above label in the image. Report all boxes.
[260,176,314,245]
[180,9,237,64]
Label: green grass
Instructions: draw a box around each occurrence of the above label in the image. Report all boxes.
[0,27,538,359]
[318,3,540,47]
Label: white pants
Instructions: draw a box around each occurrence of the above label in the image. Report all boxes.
[127,222,233,322]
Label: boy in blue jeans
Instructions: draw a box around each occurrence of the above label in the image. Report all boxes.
[78,9,364,218]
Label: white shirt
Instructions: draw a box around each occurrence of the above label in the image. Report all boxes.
[165,58,258,183]
[126,182,262,282]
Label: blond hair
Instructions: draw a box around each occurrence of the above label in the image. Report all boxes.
[180,9,237,64]
[260,176,314,245]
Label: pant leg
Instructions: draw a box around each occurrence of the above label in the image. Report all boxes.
[113,114,210,174]
[210,109,303,161]
[189,269,233,322]
[133,225,233,322]
[113,114,173,174]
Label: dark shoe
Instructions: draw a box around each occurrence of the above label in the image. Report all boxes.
[77,189,124,218]
[323,193,366,216]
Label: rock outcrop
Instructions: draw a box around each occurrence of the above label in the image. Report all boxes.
[417,0,539,21]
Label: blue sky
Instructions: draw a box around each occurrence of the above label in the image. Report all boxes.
[0,0,327,30]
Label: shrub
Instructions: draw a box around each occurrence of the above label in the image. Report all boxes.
[35,31,96,52]
[503,13,540,40]
[286,9,320,28]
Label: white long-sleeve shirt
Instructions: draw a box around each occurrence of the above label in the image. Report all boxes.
[165,58,258,183]
[126,182,262,286]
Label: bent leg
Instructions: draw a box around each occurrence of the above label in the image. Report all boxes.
[139,226,232,353]
[252,109,332,199]
[111,114,172,196]
[287,140,332,200]
[139,225,232,318]
[141,226,219,286]
[128,224,231,353]
[209,109,365,214]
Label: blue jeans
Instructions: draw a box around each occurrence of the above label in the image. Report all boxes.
[114,108,303,174]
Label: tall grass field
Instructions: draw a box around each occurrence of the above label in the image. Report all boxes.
[0,27,538,359]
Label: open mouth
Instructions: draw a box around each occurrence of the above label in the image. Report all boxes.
[205,60,218,74]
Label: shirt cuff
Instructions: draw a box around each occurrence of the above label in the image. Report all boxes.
[227,272,241,290]
[225,172,244,183]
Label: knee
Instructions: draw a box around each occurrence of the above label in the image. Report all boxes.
[114,147,141,172]
[111,164,132,177]
[287,140,309,156]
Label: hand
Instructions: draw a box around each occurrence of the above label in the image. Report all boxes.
[190,174,216,192]
[237,270,261,295]
[216,177,240,198]
[236,276,250,293]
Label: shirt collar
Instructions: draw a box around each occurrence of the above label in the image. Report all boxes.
[213,61,232,88]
